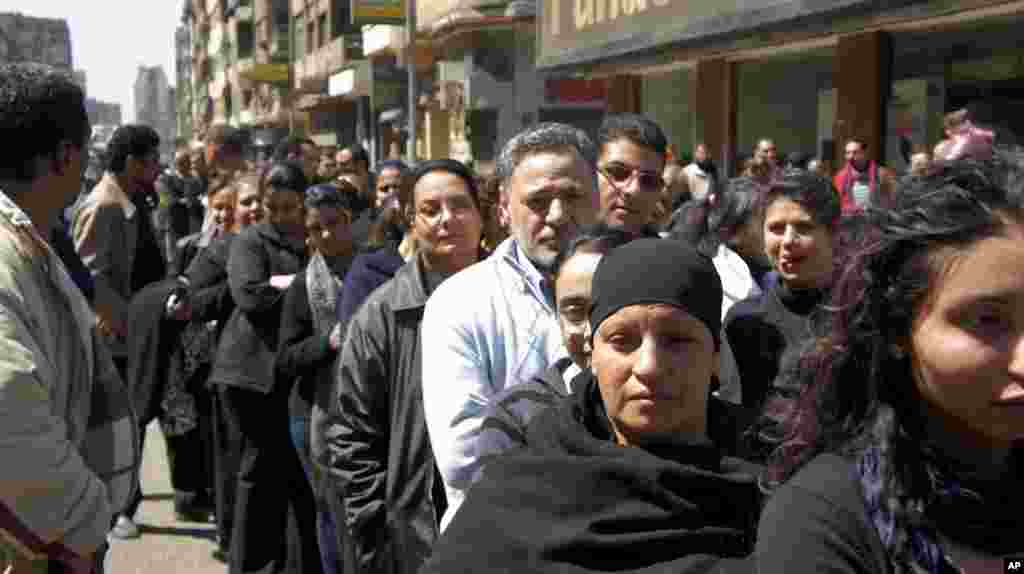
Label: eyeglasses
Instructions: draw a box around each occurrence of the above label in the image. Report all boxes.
[598,162,663,191]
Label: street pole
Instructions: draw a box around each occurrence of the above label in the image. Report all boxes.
[406,0,417,163]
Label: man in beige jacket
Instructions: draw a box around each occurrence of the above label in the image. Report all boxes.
[0,63,140,574]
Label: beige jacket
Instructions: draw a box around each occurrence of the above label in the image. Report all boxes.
[0,188,139,572]
[71,173,139,355]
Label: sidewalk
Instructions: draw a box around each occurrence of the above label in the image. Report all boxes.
[106,423,224,574]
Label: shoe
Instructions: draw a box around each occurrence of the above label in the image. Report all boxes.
[175,506,212,523]
[211,547,229,563]
[109,515,140,540]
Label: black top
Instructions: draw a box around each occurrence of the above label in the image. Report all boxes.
[423,373,761,574]
[210,223,307,392]
[185,232,236,327]
[723,279,825,410]
[757,454,894,574]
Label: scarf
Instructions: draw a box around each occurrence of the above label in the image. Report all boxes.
[306,252,343,337]
[836,161,880,213]
[424,371,760,574]
[857,409,1024,574]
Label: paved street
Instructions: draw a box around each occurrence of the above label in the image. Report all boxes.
[107,423,223,574]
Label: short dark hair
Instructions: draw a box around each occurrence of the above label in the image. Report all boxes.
[206,124,247,151]
[305,183,360,213]
[375,159,409,176]
[263,161,308,195]
[553,223,636,280]
[597,113,668,158]
[0,63,89,182]
[409,159,481,210]
[273,136,316,162]
[106,124,161,174]
[763,169,841,229]
[344,144,370,169]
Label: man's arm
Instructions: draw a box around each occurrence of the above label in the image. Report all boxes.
[0,298,110,562]
[420,286,490,526]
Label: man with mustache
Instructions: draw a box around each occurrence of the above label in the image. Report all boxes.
[421,123,600,528]
[832,137,896,214]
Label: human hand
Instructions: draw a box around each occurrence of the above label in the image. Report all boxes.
[165,293,193,321]
[329,322,343,351]
[270,274,295,290]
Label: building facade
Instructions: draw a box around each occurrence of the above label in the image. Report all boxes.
[134,65,177,161]
[536,0,1024,175]
[0,12,73,69]
[85,98,123,126]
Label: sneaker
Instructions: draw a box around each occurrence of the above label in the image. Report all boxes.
[109,515,140,540]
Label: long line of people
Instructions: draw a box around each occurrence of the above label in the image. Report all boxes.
[2,61,1018,574]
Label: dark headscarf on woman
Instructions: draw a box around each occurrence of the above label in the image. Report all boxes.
[423,240,759,574]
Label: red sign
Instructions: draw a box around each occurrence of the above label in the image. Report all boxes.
[544,78,607,103]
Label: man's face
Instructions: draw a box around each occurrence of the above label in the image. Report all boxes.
[126,150,161,191]
[756,140,777,166]
[319,157,338,180]
[375,167,404,209]
[597,138,666,235]
[694,145,709,163]
[336,149,368,194]
[501,149,598,273]
[845,142,868,168]
[175,154,191,175]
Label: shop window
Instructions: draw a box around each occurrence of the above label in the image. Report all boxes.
[237,20,254,59]
[293,12,305,60]
[318,13,327,48]
[331,0,351,39]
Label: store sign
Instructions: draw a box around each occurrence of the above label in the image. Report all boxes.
[329,62,372,98]
[352,0,405,26]
[538,0,870,69]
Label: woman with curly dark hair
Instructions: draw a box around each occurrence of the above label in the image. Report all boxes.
[756,156,1024,573]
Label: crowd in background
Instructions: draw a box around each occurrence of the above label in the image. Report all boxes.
[1,61,1021,574]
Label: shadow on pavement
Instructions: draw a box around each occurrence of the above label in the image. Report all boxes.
[138,523,217,541]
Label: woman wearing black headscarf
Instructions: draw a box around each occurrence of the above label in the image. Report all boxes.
[422,238,761,574]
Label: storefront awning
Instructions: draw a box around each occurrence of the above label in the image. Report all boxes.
[239,63,290,84]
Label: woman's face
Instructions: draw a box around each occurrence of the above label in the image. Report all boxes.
[306,205,354,258]
[555,252,603,369]
[209,191,235,230]
[764,197,834,289]
[265,188,306,239]
[591,304,717,447]
[234,183,264,229]
[910,229,1024,448]
[412,171,483,269]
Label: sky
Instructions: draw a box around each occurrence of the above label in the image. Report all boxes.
[9,0,184,122]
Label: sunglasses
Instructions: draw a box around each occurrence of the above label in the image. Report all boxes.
[598,162,663,191]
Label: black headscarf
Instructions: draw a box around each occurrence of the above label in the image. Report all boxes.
[590,238,723,348]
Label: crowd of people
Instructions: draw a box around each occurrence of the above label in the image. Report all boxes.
[1,60,1021,574]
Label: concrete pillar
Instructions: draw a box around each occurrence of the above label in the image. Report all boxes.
[834,31,891,166]
[424,102,450,160]
[607,75,643,114]
[692,59,737,175]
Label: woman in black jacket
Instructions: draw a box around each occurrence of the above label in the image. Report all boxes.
[756,156,1024,573]
[325,160,485,574]
[209,162,321,574]
[183,172,264,563]
[424,239,761,574]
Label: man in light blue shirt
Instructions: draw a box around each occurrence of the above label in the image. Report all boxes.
[421,123,599,528]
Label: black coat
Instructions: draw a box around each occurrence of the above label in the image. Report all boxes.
[323,255,447,574]
[210,223,307,393]
[125,278,184,424]
[423,372,761,574]
[277,272,338,418]
[185,232,236,327]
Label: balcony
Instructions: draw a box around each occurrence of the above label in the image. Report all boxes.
[294,36,346,87]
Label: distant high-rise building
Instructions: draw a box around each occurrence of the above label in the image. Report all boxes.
[134,65,176,161]
[85,98,122,127]
[73,69,87,94]
[0,12,73,68]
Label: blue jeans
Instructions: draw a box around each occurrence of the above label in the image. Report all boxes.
[289,414,313,484]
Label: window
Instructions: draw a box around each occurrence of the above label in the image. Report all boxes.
[237,20,255,59]
[318,13,327,49]
[306,18,315,53]
[293,12,305,60]
[331,0,350,39]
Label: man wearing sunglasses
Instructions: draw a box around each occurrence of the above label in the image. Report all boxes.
[595,114,669,236]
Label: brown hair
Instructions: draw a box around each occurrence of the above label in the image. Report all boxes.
[943,109,969,131]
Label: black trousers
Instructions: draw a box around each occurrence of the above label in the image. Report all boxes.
[221,384,322,574]
[213,384,244,550]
